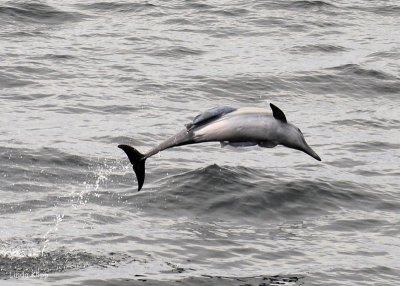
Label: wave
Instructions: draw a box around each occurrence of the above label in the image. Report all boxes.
[372,5,400,16]
[285,64,400,97]
[0,71,35,89]
[0,147,104,197]
[195,63,400,101]
[348,4,400,17]
[367,51,400,60]
[0,2,83,24]
[328,64,397,80]
[125,165,381,222]
[0,147,92,169]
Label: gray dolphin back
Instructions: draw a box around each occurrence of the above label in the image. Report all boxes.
[185,106,236,130]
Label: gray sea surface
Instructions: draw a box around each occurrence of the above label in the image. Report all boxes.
[1,0,400,285]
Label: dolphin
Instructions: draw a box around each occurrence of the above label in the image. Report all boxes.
[119,103,321,191]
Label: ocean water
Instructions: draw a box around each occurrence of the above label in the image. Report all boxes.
[1,0,400,285]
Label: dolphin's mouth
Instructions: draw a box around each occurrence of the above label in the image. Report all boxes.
[302,143,321,161]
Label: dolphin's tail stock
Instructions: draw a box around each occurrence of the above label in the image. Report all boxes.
[118,144,146,191]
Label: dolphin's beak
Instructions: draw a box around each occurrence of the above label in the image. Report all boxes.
[301,142,321,161]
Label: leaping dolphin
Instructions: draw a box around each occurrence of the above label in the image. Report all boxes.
[119,103,321,191]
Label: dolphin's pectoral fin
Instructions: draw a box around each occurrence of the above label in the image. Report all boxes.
[186,106,237,130]
[258,141,278,148]
[220,141,257,148]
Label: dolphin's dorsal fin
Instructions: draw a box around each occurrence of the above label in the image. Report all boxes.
[185,106,236,130]
[270,103,287,123]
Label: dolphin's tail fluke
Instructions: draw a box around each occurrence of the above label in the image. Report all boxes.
[118,144,146,191]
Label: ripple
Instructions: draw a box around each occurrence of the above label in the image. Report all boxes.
[288,0,336,9]
[0,246,128,278]
[56,103,142,115]
[78,1,155,13]
[72,275,302,286]
[150,46,206,58]
[344,141,400,153]
[0,199,49,215]
[331,118,398,130]
[288,44,347,54]
[196,75,286,101]
[322,218,389,232]
[208,7,250,17]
